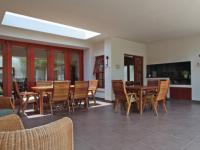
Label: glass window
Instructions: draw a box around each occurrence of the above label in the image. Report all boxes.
[35,48,47,81]
[0,44,3,94]
[70,51,80,84]
[12,45,27,91]
[54,51,64,80]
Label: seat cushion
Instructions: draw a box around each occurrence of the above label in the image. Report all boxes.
[0,109,13,117]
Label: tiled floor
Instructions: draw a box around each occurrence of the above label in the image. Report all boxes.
[21,100,200,150]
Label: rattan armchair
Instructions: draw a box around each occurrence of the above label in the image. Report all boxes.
[0,114,74,150]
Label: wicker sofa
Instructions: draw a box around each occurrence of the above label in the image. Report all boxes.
[0,114,73,150]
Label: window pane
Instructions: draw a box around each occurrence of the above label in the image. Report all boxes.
[35,48,47,81]
[130,65,134,81]
[70,51,79,83]
[54,51,64,80]
[124,66,127,81]
[12,45,27,91]
[0,45,2,95]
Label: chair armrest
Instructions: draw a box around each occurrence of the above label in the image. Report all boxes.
[0,96,15,110]
[0,114,24,132]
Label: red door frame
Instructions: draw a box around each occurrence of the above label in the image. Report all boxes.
[0,39,84,96]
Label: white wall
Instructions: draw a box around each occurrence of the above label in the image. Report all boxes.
[147,36,200,101]
[105,37,147,100]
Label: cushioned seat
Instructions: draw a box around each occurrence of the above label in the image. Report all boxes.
[0,109,13,117]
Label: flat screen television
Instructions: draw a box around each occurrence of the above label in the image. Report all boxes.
[147,61,191,85]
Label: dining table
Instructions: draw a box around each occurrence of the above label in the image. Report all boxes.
[126,85,158,115]
[32,84,94,114]
[31,86,53,114]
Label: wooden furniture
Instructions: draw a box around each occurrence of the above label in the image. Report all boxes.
[50,81,71,114]
[0,114,73,150]
[151,80,170,116]
[170,87,191,100]
[31,86,53,114]
[0,96,15,110]
[126,85,158,115]
[88,80,98,105]
[13,81,38,114]
[71,81,89,112]
[0,96,15,116]
[112,80,139,115]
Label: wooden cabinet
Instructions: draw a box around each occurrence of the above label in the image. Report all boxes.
[170,87,191,100]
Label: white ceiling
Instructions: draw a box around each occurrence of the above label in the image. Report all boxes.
[1,0,200,43]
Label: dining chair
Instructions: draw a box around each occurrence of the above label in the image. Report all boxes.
[88,80,98,105]
[50,81,71,114]
[148,80,170,116]
[142,80,160,111]
[71,81,89,112]
[112,80,139,115]
[0,96,15,116]
[13,81,38,114]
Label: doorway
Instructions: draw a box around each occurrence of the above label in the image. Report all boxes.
[124,54,143,85]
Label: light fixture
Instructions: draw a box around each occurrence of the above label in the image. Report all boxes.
[2,11,101,40]
[105,56,109,67]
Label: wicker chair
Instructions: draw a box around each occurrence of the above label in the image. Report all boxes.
[0,114,73,150]
[71,81,89,112]
[88,80,98,105]
[112,80,139,115]
[50,81,71,114]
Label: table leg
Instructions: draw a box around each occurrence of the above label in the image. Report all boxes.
[140,89,143,115]
[39,92,44,114]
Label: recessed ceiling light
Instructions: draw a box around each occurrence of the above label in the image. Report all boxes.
[2,11,101,40]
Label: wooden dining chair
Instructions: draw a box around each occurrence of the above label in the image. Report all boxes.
[13,81,38,114]
[88,80,98,105]
[150,80,170,116]
[50,81,71,114]
[71,81,89,112]
[112,80,139,115]
[142,80,160,111]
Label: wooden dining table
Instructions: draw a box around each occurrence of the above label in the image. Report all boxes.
[31,86,53,114]
[31,84,92,114]
[126,85,158,115]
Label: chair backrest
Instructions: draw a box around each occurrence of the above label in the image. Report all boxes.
[13,81,21,99]
[36,81,53,87]
[52,81,70,102]
[89,80,98,94]
[73,81,89,99]
[112,80,128,102]
[147,79,160,86]
[0,115,73,150]
[156,80,170,102]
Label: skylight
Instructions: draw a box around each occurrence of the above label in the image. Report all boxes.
[2,11,100,40]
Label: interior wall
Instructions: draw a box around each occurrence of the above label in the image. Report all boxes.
[147,36,200,101]
[105,37,147,101]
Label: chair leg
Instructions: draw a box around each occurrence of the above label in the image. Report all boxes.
[50,102,53,114]
[114,99,119,112]
[163,101,167,113]
[72,99,75,112]
[93,95,96,105]
[126,102,131,115]
[153,101,158,116]
[85,98,88,110]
